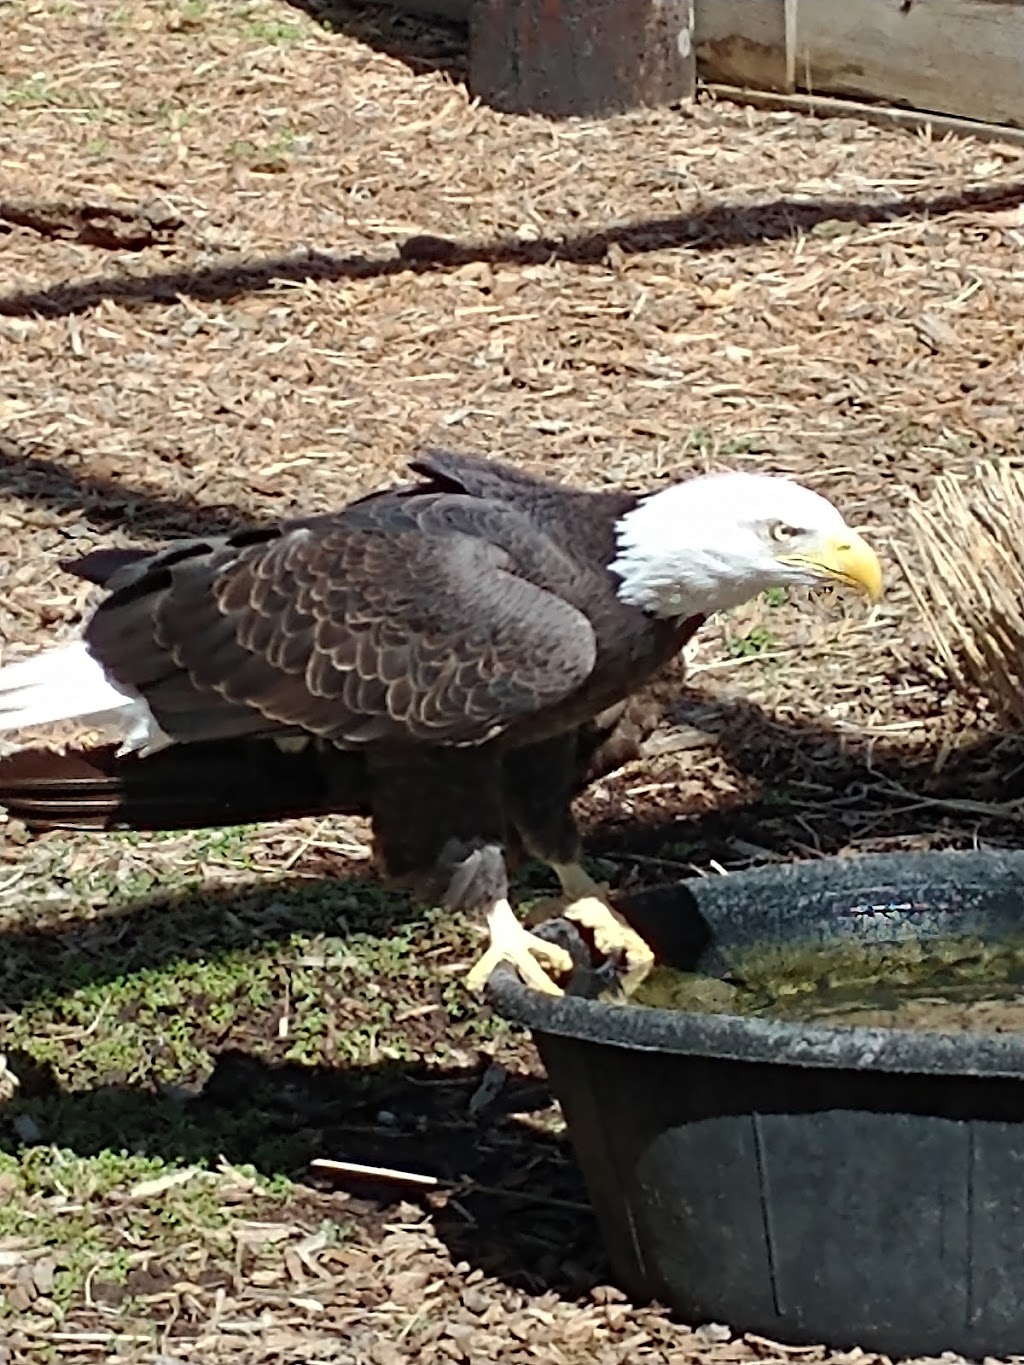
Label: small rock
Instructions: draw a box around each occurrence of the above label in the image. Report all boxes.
[461,1285,490,1315]
[390,1269,430,1299]
[468,1062,507,1116]
[590,1283,628,1304]
[695,1321,733,1344]
[31,1260,55,1295]
[11,1114,41,1144]
[368,1341,405,1365]
[6,1263,38,1313]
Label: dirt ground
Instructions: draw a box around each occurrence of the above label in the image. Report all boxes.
[3,0,1024,1360]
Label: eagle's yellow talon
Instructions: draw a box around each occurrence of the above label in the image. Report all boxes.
[466,898,571,995]
[563,895,654,972]
[550,863,656,995]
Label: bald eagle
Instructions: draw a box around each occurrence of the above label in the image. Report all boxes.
[0,449,881,995]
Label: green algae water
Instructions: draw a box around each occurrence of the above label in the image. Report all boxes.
[633,932,1024,1033]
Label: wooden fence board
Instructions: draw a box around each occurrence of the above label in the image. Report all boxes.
[693,0,792,91]
[795,0,1024,128]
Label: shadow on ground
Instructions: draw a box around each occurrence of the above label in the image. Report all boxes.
[281,0,467,80]
[0,869,433,1011]
[2,182,1021,320]
[589,687,1024,872]
[0,1047,605,1296]
[0,436,264,541]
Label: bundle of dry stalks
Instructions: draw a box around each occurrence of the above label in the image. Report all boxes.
[902,461,1024,729]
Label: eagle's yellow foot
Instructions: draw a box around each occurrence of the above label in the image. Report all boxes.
[465,898,573,996]
[554,862,656,995]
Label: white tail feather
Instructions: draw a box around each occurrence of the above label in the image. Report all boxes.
[0,641,170,754]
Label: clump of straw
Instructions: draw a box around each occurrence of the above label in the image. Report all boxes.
[901,461,1024,730]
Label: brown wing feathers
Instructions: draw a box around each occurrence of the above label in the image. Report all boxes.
[83,496,599,751]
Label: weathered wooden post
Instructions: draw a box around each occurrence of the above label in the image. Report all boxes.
[469,0,696,118]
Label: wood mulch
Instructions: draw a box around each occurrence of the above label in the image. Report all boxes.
[3,0,1024,1359]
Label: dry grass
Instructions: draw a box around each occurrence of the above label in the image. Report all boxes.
[3,0,1024,1359]
[904,461,1024,730]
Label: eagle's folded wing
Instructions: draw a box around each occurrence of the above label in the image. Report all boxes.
[84,511,598,749]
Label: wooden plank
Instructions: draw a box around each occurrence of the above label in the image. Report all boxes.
[694,0,792,91]
[704,83,1024,148]
[794,0,1024,129]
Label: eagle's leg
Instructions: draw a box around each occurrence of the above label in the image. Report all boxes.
[367,747,572,996]
[503,731,657,994]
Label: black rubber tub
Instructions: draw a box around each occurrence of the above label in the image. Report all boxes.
[488,849,1024,1358]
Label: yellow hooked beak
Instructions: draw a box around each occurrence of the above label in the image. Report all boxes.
[780,527,883,603]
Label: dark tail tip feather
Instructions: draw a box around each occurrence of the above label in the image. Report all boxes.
[0,740,371,833]
[59,547,154,588]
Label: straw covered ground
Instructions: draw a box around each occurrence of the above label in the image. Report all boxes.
[2,0,1024,1360]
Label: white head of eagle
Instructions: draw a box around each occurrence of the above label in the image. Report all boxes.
[610,471,882,619]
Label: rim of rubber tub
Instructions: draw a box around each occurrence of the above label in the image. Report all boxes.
[487,848,1024,1079]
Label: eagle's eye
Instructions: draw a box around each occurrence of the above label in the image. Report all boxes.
[770,521,802,543]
